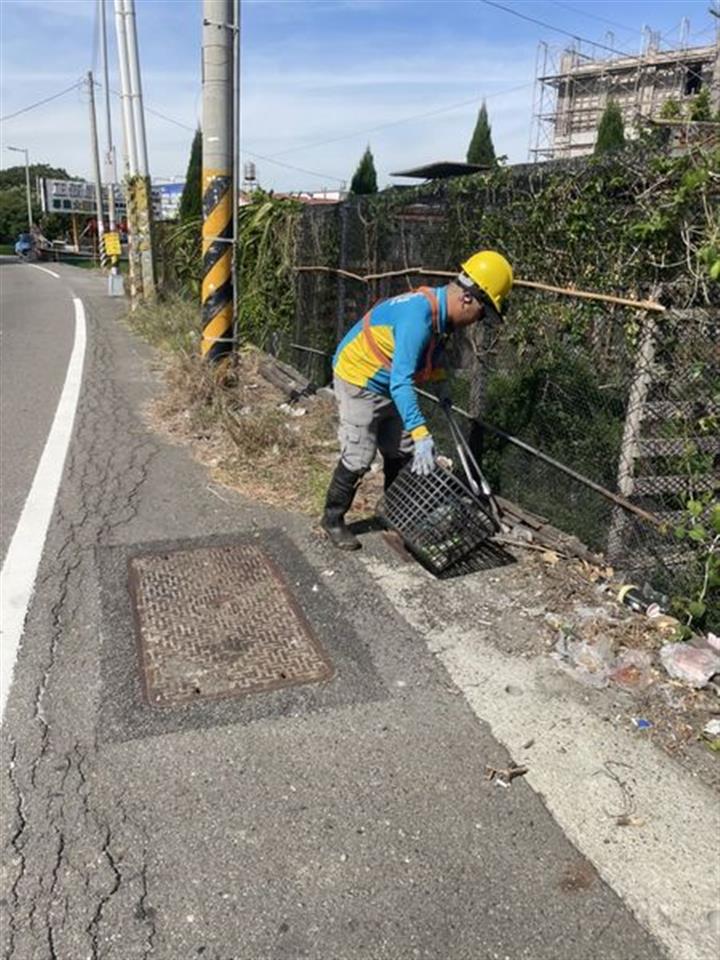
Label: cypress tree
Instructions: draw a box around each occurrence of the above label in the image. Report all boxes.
[689,88,711,122]
[466,101,497,166]
[179,127,202,222]
[349,146,378,195]
[594,100,625,154]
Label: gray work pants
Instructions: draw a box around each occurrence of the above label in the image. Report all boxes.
[334,375,413,474]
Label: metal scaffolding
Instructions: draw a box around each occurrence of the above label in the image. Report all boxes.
[529,30,720,161]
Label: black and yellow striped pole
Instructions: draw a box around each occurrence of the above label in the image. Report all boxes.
[201,0,235,362]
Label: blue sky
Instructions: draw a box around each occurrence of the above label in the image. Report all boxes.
[0,0,717,191]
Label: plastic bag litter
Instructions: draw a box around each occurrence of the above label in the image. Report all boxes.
[551,634,614,688]
[608,649,654,690]
[659,643,720,689]
[706,632,720,653]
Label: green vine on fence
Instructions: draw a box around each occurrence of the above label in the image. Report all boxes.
[154,147,718,630]
[234,192,302,349]
[156,191,302,348]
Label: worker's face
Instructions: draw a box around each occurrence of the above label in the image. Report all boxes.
[452,292,485,328]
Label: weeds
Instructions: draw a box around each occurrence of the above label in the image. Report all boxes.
[127,293,198,354]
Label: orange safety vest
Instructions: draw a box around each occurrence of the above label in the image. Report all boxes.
[361,287,440,384]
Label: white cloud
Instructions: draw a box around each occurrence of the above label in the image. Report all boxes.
[1,0,538,191]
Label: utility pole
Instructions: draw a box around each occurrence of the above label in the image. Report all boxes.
[123,0,155,299]
[100,0,117,232]
[114,0,137,176]
[114,0,154,303]
[88,71,106,266]
[100,0,123,294]
[201,0,237,362]
[114,0,140,305]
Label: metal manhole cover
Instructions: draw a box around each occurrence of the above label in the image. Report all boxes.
[128,543,333,706]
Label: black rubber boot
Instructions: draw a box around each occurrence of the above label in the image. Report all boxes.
[383,454,412,491]
[321,461,364,550]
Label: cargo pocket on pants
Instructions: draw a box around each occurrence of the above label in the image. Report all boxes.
[340,424,377,473]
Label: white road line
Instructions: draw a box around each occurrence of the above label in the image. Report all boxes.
[30,264,61,279]
[0,297,87,724]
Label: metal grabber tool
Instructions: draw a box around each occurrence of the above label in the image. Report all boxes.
[439,403,502,527]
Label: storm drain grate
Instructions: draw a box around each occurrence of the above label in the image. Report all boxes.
[128,543,333,706]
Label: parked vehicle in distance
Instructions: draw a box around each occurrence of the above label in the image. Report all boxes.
[14,233,35,261]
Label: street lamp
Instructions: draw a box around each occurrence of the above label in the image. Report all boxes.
[6,145,33,231]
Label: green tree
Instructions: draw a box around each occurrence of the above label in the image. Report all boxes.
[466,101,497,166]
[349,146,378,195]
[0,164,74,243]
[689,88,711,122]
[179,127,202,222]
[640,98,680,150]
[594,100,625,154]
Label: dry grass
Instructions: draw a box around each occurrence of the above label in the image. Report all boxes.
[127,293,200,354]
[147,346,350,515]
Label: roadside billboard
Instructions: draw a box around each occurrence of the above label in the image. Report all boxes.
[38,178,185,221]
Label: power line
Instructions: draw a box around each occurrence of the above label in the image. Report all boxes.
[255,80,533,160]
[0,80,85,123]
[241,150,346,185]
[480,0,635,57]
[547,1,638,36]
[144,104,196,132]
[92,77,197,133]
[90,82,342,184]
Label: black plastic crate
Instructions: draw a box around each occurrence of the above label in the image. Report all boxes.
[377,465,498,574]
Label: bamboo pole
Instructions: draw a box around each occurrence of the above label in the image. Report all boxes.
[294,264,666,312]
[288,341,666,531]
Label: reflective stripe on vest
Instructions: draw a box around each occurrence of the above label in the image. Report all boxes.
[361,287,440,384]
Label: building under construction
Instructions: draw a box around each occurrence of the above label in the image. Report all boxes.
[530,34,720,160]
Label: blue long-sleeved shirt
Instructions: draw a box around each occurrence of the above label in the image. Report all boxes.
[333,287,449,438]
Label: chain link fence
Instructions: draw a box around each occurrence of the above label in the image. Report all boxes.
[284,160,718,622]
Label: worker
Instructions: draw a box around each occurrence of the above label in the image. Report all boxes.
[322,249,513,550]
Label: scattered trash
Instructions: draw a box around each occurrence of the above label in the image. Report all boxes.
[707,632,720,653]
[608,649,654,690]
[574,605,620,622]
[702,719,720,751]
[616,814,646,827]
[551,634,614,688]
[522,739,535,749]
[311,584,319,593]
[321,569,336,578]
[632,717,653,730]
[579,560,615,583]
[485,764,528,787]
[617,583,670,616]
[544,612,567,630]
[660,643,720,689]
[541,550,560,566]
[278,402,307,417]
[647,613,681,633]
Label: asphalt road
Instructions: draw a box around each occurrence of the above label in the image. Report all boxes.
[0,264,672,960]
[0,259,74,564]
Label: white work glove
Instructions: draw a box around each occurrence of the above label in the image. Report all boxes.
[411,436,435,476]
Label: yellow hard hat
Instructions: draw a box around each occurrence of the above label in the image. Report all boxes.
[459,250,513,320]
